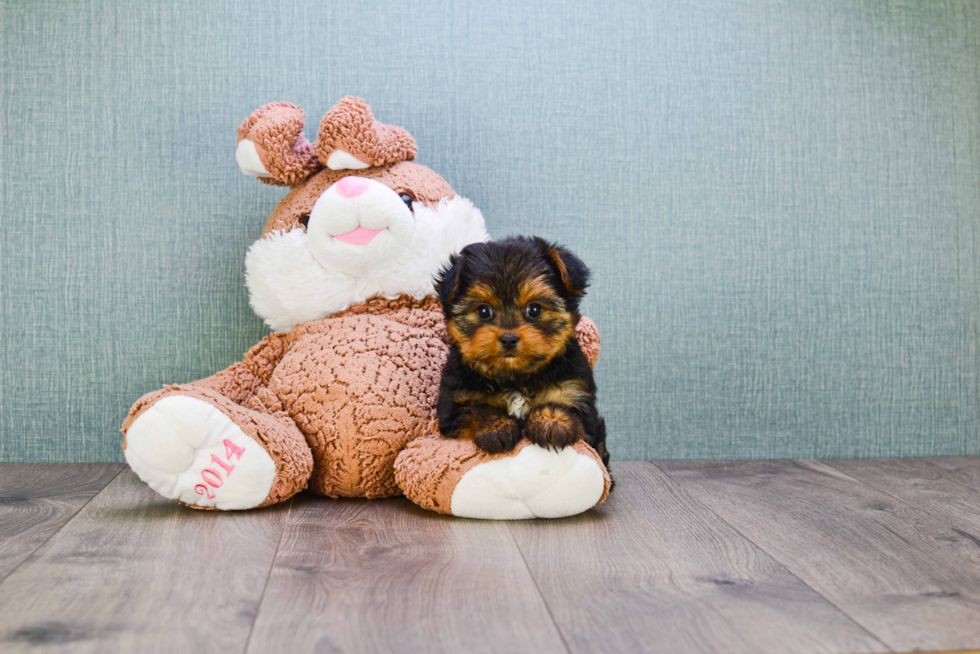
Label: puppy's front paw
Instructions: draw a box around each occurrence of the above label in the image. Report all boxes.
[473,418,523,454]
[525,406,584,451]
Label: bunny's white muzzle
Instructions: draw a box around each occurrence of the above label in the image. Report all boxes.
[306,176,415,278]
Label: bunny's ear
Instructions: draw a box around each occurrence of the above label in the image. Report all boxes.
[316,96,417,171]
[236,103,321,187]
[533,237,590,297]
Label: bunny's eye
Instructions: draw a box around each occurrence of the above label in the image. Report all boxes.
[400,194,414,211]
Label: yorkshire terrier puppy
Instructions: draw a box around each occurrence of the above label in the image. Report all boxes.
[434,236,610,469]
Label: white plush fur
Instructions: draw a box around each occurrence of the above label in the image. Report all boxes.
[450,445,607,519]
[246,194,488,332]
[236,139,270,178]
[326,149,370,170]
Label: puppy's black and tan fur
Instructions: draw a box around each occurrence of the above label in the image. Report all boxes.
[434,237,610,470]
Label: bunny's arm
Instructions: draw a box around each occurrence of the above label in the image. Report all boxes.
[576,317,600,369]
[188,332,294,409]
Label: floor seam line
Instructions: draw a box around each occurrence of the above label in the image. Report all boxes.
[0,464,126,588]
[506,523,574,654]
[241,497,293,654]
[647,460,896,654]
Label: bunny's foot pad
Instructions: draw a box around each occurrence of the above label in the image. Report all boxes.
[124,396,278,510]
[395,437,610,520]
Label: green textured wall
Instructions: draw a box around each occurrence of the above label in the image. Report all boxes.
[1,0,979,462]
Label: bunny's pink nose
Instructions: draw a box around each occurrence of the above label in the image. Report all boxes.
[335,176,369,199]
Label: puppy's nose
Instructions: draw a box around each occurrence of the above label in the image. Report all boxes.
[498,333,520,350]
[335,176,369,199]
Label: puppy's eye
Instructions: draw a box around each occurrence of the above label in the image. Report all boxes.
[476,304,495,321]
[525,303,543,320]
[399,193,414,211]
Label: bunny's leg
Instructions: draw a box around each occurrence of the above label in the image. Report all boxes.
[122,334,313,510]
[394,434,610,520]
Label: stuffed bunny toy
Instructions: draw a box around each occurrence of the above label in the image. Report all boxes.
[122,97,610,519]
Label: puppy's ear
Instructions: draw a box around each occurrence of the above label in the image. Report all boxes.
[435,251,467,310]
[534,237,590,296]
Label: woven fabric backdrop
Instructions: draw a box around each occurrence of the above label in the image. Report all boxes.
[1,0,978,462]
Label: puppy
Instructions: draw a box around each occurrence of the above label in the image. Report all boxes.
[434,236,610,468]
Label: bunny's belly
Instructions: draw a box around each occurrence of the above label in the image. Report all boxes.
[268,315,448,498]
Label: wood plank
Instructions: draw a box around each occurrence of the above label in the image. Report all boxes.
[0,463,122,582]
[660,459,980,653]
[922,456,980,487]
[827,458,980,534]
[245,494,568,654]
[0,469,289,654]
[508,462,884,654]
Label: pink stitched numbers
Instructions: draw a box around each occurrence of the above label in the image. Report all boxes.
[195,484,215,500]
[224,439,246,460]
[194,439,247,501]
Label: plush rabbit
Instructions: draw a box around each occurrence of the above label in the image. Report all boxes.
[122,97,610,518]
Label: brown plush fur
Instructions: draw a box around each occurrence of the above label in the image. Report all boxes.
[237,102,321,187]
[316,96,417,169]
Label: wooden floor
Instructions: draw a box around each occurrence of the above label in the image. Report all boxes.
[1,460,979,653]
